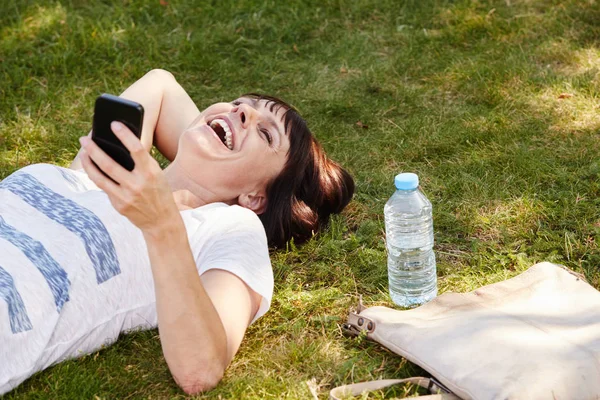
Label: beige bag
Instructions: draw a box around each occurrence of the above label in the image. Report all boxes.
[331,262,600,400]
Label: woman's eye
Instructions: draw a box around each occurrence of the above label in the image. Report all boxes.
[232,100,241,106]
[259,128,272,145]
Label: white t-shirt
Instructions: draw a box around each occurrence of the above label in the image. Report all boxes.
[0,164,273,394]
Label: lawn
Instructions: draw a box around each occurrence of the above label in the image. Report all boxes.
[1,0,599,398]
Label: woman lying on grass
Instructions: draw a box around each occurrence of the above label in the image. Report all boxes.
[0,69,354,395]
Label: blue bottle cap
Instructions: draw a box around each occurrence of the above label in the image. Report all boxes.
[394,173,419,190]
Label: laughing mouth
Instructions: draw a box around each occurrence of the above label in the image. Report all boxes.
[209,119,233,150]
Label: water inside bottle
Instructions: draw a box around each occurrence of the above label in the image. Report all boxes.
[384,206,437,307]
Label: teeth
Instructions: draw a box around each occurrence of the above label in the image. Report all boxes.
[225,131,232,149]
[210,119,233,150]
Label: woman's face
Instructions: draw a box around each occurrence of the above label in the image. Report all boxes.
[174,97,290,209]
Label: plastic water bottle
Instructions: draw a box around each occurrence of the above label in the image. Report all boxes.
[384,173,437,307]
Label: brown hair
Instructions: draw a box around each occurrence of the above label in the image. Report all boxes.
[243,94,355,248]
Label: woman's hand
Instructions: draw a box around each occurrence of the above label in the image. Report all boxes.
[79,121,180,236]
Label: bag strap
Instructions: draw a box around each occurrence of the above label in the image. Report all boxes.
[329,377,462,399]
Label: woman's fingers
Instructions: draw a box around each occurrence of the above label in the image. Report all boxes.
[110,121,148,167]
[79,136,130,183]
[81,123,172,232]
[79,143,120,195]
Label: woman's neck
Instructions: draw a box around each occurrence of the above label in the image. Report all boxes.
[163,162,220,210]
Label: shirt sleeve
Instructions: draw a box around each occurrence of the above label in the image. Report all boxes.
[187,205,274,324]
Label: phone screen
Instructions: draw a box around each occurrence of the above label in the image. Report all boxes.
[92,94,144,172]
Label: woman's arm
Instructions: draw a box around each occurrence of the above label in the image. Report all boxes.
[77,123,260,394]
[70,69,199,169]
[144,222,260,393]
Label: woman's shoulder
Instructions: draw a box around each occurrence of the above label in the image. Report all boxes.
[183,203,267,240]
[187,203,262,227]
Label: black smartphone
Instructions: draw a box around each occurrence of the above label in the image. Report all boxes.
[92,94,144,172]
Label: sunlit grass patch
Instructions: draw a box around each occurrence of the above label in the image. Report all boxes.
[570,46,600,75]
[469,196,547,242]
[532,86,600,135]
[536,39,600,73]
[0,3,67,44]
[527,41,600,134]
[432,2,504,42]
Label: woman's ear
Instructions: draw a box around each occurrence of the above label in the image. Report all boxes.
[237,192,267,214]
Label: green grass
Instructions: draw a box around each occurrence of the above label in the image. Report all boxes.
[1,0,599,398]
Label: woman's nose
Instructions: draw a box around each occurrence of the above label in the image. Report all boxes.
[231,103,254,128]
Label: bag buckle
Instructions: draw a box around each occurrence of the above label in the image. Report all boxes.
[428,376,452,394]
[343,305,376,337]
[342,322,362,337]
